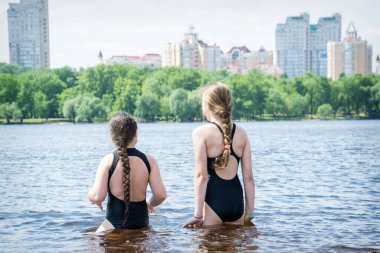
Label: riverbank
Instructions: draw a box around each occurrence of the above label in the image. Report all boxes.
[0,114,376,125]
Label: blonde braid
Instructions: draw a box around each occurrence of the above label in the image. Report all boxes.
[203,83,233,170]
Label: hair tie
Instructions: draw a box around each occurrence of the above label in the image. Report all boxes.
[224,144,231,151]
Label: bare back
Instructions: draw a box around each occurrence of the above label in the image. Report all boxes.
[109,155,150,202]
[203,123,247,179]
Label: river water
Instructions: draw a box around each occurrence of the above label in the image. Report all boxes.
[0,120,379,252]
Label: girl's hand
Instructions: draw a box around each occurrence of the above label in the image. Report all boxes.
[146,200,156,213]
[94,202,104,212]
[183,217,203,228]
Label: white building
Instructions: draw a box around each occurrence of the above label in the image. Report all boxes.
[8,0,50,68]
[222,46,275,75]
[106,53,161,68]
[161,26,222,72]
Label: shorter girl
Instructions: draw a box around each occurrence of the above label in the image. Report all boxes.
[88,112,167,231]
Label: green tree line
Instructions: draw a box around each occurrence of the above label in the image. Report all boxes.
[1,62,380,123]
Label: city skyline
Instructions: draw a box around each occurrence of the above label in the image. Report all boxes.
[0,0,379,69]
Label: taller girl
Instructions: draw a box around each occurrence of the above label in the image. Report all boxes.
[184,83,255,228]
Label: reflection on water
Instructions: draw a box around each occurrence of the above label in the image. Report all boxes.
[0,120,379,252]
[84,223,259,253]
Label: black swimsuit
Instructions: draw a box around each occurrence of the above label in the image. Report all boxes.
[205,123,244,222]
[106,148,151,229]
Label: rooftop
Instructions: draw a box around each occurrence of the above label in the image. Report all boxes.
[227,46,251,54]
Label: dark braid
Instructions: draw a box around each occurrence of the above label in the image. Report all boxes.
[203,83,233,170]
[108,112,137,226]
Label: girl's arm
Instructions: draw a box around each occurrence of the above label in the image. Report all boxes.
[87,154,113,211]
[183,127,208,228]
[147,155,167,209]
[241,131,255,220]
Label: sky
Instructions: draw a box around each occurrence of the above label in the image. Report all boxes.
[0,0,379,69]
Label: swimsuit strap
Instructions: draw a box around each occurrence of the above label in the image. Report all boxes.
[107,148,151,192]
[210,121,224,135]
[210,122,240,162]
[231,123,236,140]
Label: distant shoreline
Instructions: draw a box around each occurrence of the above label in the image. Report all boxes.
[1,116,378,125]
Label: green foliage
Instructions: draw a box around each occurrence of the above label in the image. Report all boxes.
[63,95,106,123]
[0,102,23,123]
[134,93,160,120]
[0,74,19,104]
[318,104,333,119]
[0,62,379,123]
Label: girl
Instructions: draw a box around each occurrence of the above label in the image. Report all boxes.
[184,83,255,228]
[88,112,167,231]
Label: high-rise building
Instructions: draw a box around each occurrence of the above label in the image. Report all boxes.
[7,0,50,68]
[327,22,373,80]
[161,26,222,72]
[276,13,310,78]
[309,14,341,76]
[376,55,380,75]
[276,13,341,78]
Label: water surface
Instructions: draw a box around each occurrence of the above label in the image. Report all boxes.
[0,120,379,252]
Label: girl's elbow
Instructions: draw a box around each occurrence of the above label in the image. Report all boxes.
[154,191,167,204]
[160,189,168,202]
[194,173,208,183]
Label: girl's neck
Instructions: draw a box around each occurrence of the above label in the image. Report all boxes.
[208,113,222,125]
[127,139,137,149]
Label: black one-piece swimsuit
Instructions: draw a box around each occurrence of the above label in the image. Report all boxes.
[106,148,151,229]
[205,123,244,222]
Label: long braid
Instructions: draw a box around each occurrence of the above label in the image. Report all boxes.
[117,145,131,226]
[203,83,233,170]
[109,112,137,227]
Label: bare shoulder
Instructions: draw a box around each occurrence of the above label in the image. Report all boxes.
[146,154,158,167]
[234,123,248,138]
[98,153,114,171]
[192,124,211,138]
[102,153,114,164]
[233,123,249,146]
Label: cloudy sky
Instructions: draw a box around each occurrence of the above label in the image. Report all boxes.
[0,0,379,69]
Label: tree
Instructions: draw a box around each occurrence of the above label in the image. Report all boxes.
[134,93,160,121]
[0,102,22,123]
[187,90,202,120]
[78,65,116,97]
[266,89,287,118]
[113,78,140,114]
[33,91,49,120]
[286,93,308,118]
[159,96,171,120]
[62,95,106,123]
[317,104,333,119]
[169,88,190,121]
[0,74,19,104]
[63,98,76,123]
[53,66,78,88]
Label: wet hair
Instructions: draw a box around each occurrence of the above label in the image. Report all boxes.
[108,112,137,226]
[202,83,233,170]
